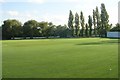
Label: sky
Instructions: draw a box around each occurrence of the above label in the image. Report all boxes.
[0,0,119,26]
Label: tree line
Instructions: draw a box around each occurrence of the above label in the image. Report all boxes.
[2,20,69,39]
[1,3,120,40]
[68,3,120,38]
[68,3,112,38]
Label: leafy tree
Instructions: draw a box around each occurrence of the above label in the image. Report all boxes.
[47,22,57,37]
[0,27,2,40]
[95,6,101,37]
[43,26,52,38]
[2,19,22,39]
[68,10,74,37]
[39,22,59,38]
[88,15,93,37]
[75,12,80,37]
[48,24,56,37]
[100,3,110,37]
[38,22,48,37]
[110,23,120,32]
[23,20,39,39]
[55,25,68,38]
[80,11,85,37]
[85,23,89,37]
[48,22,53,27]
[93,9,97,36]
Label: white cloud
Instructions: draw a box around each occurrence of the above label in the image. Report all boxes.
[26,14,32,18]
[7,11,19,16]
[0,0,46,3]
[64,0,80,3]
[0,0,5,3]
[41,13,68,25]
[27,0,46,4]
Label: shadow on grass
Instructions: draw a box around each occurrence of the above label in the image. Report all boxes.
[76,40,119,45]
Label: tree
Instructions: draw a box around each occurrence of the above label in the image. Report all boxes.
[23,20,39,39]
[93,9,97,36]
[100,3,110,37]
[0,27,2,40]
[39,22,58,38]
[48,22,57,37]
[80,11,85,37]
[48,22,53,27]
[43,26,52,38]
[49,25,56,37]
[95,6,101,37]
[38,22,48,37]
[55,25,68,38]
[2,19,22,39]
[68,10,74,37]
[88,15,93,37]
[85,23,89,37]
[75,12,80,37]
[110,23,120,32]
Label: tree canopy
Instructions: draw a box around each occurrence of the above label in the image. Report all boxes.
[2,19,22,39]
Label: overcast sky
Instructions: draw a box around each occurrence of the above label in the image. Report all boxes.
[0,0,119,26]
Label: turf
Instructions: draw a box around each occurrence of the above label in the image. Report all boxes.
[2,38,118,78]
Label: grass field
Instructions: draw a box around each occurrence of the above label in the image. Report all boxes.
[2,38,118,78]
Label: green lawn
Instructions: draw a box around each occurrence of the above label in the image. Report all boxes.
[2,38,118,78]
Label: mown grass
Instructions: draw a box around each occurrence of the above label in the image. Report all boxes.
[2,38,118,78]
